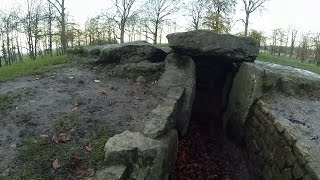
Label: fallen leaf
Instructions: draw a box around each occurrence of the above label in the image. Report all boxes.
[85,142,93,152]
[72,107,80,111]
[59,133,71,143]
[40,134,49,138]
[87,168,95,177]
[100,90,107,95]
[1,168,10,177]
[52,159,61,170]
[180,151,188,162]
[9,144,17,150]
[52,134,59,144]
[74,170,87,178]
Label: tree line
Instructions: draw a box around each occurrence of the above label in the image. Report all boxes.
[0,0,268,67]
[256,28,320,66]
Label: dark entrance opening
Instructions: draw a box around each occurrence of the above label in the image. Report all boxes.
[170,57,256,179]
[192,57,236,136]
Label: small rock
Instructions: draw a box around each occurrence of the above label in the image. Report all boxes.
[85,142,93,152]
[52,159,61,170]
[136,76,146,85]
[40,134,49,138]
[9,143,17,149]
[72,107,80,112]
[1,168,10,177]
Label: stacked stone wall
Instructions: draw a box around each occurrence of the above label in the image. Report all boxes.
[244,100,319,180]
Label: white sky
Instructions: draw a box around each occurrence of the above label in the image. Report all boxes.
[1,0,320,41]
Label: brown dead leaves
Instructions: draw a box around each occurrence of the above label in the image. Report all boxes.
[74,168,95,178]
[52,133,71,144]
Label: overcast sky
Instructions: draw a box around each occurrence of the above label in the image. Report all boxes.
[1,0,320,41]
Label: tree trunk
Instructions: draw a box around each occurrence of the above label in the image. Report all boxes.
[244,12,250,37]
[120,23,125,43]
[48,3,53,57]
[16,37,22,62]
[6,31,11,65]
[154,22,159,45]
[61,0,67,54]
[289,41,294,58]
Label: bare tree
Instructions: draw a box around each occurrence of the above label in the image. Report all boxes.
[0,10,19,65]
[289,29,298,58]
[111,0,139,43]
[277,29,286,57]
[141,0,180,44]
[47,0,67,53]
[204,0,236,33]
[312,33,320,65]
[188,0,209,30]
[270,28,279,55]
[242,0,268,36]
[22,0,43,60]
[297,33,310,62]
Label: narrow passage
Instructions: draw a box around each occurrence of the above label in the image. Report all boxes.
[170,119,255,180]
[170,58,256,180]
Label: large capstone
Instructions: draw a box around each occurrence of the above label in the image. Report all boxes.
[167,30,260,62]
[99,41,167,64]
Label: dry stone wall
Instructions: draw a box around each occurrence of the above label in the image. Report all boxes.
[245,100,318,179]
[225,61,320,180]
[68,42,197,179]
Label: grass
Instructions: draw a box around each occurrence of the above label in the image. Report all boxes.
[53,114,83,133]
[257,53,320,75]
[0,55,71,82]
[15,129,111,179]
[17,137,85,179]
[0,94,13,115]
[13,114,112,179]
[154,43,169,48]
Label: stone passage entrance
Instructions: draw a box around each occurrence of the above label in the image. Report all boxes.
[170,57,255,180]
[192,58,236,136]
[167,30,260,179]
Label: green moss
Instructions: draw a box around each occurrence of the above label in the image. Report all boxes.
[0,94,13,114]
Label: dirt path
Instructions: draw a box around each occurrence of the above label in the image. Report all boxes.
[0,64,166,178]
